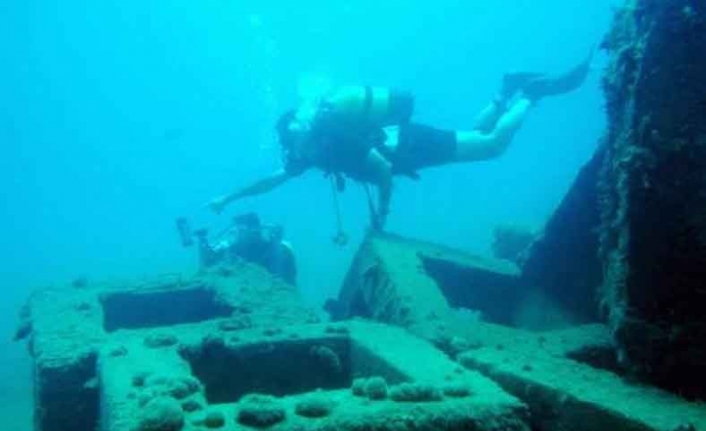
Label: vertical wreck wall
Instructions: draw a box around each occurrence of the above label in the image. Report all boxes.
[521,146,604,324]
[599,0,706,397]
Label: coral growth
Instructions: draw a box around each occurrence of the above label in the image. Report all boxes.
[309,345,342,374]
[237,394,286,428]
[351,378,367,396]
[144,333,178,348]
[364,377,388,400]
[135,373,203,412]
[295,394,335,418]
[181,398,203,413]
[203,410,226,428]
[349,376,388,400]
[442,382,472,398]
[138,397,184,431]
[389,383,442,402]
[190,410,226,429]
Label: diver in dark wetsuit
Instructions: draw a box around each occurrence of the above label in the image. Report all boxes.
[189,213,297,285]
[207,50,593,231]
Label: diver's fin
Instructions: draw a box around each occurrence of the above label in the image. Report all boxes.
[500,72,546,102]
[522,48,595,101]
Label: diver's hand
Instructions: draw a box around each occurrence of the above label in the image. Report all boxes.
[206,196,228,214]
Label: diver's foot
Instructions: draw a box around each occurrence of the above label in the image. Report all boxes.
[500,72,546,102]
[522,48,594,101]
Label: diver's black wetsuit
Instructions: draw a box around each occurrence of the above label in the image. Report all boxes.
[282,88,458,182]
[231,235,296,285]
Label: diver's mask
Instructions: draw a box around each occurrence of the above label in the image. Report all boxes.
[232,213,284,245]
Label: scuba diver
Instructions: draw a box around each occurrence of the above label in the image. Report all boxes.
[176,213,297,285]
[207,50,594,231]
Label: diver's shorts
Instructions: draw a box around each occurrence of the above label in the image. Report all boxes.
[392,123,457,175]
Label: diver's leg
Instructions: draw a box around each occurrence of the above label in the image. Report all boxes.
[472,71,545,132]
[452,51,591,162]
[472,100,505,133]
[455,98,532,161]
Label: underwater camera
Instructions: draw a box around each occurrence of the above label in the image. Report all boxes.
[177,213,281,250]
[176,217,211,249]
[176,217,194,247]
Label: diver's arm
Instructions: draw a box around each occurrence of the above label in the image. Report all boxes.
[208,170,293,214]
[365,149,393,229]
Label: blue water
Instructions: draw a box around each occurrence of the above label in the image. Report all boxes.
[0,0,612,427]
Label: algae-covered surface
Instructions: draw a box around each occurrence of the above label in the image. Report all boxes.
[18,261,534,431]
[335,230,706,431]
[337,232,525,331]
[20,233,706,431]
[462,344,706,431]
[19,262,319,431]
[597,0,706,397]
[100,320,529,431]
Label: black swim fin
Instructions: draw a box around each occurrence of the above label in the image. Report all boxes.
[522,48,594,101]
[500,72,546,102]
